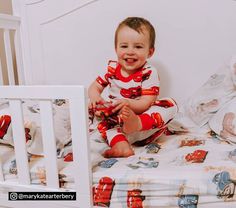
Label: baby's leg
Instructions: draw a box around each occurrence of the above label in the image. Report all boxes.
[121,97,178,134]
[120,106,142,134]
[103,140,134,158]
[103,130,134,158]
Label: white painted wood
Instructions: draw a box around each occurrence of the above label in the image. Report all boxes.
[0,58,3,85]
[0,85,92,207]
[14,28,25,84]
[0,14,20,30]
[9,100,30,185]
[69,88,92,208]
[12,1,34,84]
[0,85,87,99]
[3,29,15,85]
[0,13,23,85]
[39,100,59,189]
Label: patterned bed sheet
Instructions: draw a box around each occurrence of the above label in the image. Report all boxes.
[1,129,236,207]
[90,131,236,207]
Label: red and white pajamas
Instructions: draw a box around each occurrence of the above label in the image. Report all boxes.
[95,60,178,147]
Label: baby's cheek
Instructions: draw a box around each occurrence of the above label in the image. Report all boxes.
[118,52,126,58]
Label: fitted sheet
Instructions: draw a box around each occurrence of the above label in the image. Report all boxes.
[2,128,236,207]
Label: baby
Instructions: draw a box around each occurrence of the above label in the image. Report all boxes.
[88,17,178,158]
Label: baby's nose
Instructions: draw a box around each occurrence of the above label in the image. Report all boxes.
[126,47,135,54]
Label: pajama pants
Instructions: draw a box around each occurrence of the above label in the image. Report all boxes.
[96,97,178,147]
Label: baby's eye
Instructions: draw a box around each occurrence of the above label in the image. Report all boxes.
[136,45,143,49]
[120,45,128,48]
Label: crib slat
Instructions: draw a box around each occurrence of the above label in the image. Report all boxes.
[14,28,25,84]
[9,100,30,184]
[0,58,3,85]
[0,14,20,30]
[39,100,59,189]
[3,29,15,85]
[69,88,93,207]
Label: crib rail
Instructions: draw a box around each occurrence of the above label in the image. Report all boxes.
[0,13,24,85]
[0,85,93,208]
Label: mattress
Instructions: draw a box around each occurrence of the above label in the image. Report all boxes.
[1,130,236,207]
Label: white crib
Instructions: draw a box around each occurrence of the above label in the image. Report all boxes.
[0,13,92,208]
[0,0,236,208]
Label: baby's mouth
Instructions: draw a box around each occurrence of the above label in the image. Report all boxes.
[125,58,137,63]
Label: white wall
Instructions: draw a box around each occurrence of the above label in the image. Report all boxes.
[13,0,236,103]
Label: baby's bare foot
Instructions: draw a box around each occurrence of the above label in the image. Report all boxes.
[120,106,142,134]
[103,141,134,158]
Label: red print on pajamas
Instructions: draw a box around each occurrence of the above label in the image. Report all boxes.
[94,60,178,147]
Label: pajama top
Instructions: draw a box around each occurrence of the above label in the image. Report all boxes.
[96,60,160,101]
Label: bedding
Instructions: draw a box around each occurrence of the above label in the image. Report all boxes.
[0,99,71,156]
[89,132,236,207]
[2,128,236,207]
[184,56,236,127]
[209,97,236,144]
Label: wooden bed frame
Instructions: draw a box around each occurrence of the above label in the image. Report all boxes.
[0,13,92,208]
[0,0,236,207]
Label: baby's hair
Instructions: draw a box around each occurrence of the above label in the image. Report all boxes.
[115,17,156,49]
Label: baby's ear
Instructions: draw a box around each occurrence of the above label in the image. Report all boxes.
[148,48,155,58]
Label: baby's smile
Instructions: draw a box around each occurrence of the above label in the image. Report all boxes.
[125,58,137,63]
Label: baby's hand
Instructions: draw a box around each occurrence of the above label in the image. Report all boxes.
[112,99,130,113]
[94,101,115,117]
[88,98,105,111]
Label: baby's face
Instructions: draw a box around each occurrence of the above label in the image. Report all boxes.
[115,26,154,75]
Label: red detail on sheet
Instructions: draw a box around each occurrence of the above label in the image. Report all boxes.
[180,139,204,147]
[93,177,115,207]
[24,128,32,142]
[185,150,208,163]
[120,86,142,99]
[0,115,11,139]
[141,86,159,96]
[153,99,175,108]
[110,134,128,147]
[164,127,175,135]
[64,153,73,162]
[127,189,145,208]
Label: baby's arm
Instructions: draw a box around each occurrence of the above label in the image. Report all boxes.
[88,80,105,108]
[112,95,157,114]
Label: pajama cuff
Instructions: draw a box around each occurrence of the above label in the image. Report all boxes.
[139,113,155,131]
[110,134,128,147]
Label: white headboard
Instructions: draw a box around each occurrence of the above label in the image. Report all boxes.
[12,0,236,104]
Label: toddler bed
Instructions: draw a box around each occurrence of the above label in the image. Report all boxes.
[1,0,236,207]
